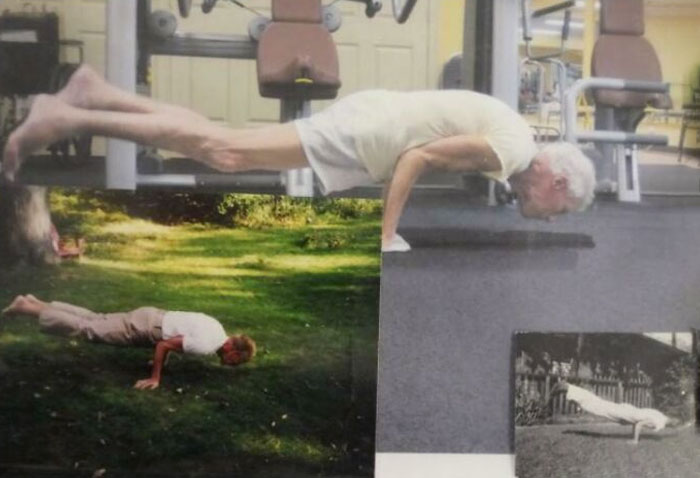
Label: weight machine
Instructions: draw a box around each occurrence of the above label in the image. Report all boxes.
[519,0,671,203]
[519,0,574,142]
[2,0,418,195]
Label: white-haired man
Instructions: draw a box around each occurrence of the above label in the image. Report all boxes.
[549,381,683,444]
[2,66,596,252]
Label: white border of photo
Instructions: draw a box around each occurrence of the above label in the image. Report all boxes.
[375,453,516,478]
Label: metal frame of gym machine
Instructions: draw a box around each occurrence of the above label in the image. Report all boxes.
[519,0,670,203]
[105,0,418,196]
[464,0,670,205]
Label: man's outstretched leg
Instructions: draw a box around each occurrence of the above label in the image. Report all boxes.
[3,93,309,181]
[2,295,162,345]
[2,295,46,317]
[56,64,207,121]
[2,294,91,338]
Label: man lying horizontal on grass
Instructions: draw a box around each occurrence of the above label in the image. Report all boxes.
[549,381,688,444]
[2,295,256,390]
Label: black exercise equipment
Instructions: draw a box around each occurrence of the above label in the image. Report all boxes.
[392,0,418,24]
[148,10,178,39]
[202,0,218,14]
[178,0,192,18]
[0,13,59,96]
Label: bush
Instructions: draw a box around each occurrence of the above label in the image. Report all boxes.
[514,382,549,426]
[653,355,696,423]
[50,189,129,237]
[298,231,349,250]
[312,198,382,220]
[50,190,381,230]
[217,194,315,228]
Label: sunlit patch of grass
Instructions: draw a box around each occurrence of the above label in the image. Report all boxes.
[99,220,173,236]
[81,257,273,278]
[238,432,330,465]
[0,196,380,476]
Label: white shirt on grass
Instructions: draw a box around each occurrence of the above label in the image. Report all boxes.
[163,311,228,355]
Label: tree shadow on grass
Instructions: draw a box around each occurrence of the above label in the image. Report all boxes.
[0,294,378,476]
[562,429,665,441]
[0,219,379,475]
[0,337,376,475]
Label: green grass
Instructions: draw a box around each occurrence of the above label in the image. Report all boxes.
[516,423,700,478]
[0,195,381,476]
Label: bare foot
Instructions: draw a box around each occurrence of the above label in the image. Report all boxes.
[56,64,108,110]
[24,294,45,306]
[2,295,29,317]
[2,95,81,181]
[57,63,206,120]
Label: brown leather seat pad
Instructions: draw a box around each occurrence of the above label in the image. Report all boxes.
[591,35,668,108]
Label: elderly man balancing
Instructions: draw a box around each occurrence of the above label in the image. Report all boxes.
[550,381,676,444]
[2,66,597,252]
[2,295,256,390]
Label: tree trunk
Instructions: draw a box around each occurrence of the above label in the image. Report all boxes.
[0,183,58,266]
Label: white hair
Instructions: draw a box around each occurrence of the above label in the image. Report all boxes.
[539,142,596,212]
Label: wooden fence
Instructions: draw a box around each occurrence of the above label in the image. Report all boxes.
[516,373,654,417]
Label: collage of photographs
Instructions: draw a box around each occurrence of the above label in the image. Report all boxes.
[1,0,699,477]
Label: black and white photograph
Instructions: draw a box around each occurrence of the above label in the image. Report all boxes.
[514,332,698,478]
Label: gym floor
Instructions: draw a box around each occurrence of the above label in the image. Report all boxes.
[375,157,700,458]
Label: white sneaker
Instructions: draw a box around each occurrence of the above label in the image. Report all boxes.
[382,234,411,253]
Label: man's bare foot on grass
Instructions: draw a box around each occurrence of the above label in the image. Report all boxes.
[2,95,81,181]
[2,295,31,317]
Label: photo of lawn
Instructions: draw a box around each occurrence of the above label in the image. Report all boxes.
[516,422,700,478]
[0,190,381,477]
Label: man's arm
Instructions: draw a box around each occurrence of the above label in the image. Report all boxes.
[382,149,428,251]
[134,336,184,390]
[630,421,644,444]
[381,135,501,251]
[418,135,501,173]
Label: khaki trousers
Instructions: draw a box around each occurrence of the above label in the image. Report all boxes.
[39,302,165,346]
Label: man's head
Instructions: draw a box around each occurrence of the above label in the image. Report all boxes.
[218,334,257,367]
[510,142,596,221]
[545,380,570,412]
[549,380,569,397]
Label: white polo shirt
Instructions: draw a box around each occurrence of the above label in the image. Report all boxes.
[566,384,669,430]
[352,90,537,184]
[162,311,228,355]
[295,89,537,194]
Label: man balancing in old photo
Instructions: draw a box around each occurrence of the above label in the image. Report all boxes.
[550,381,689,444]
[2,65,596,252]
[2,295,256,390]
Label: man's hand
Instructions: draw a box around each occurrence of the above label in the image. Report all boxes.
[381,150,428,249]
[137,337,183,391]
[134,378,160,390]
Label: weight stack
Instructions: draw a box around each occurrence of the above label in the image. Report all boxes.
[0,13,60,96]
